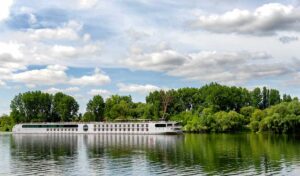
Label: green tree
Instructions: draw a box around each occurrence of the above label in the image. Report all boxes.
[0,115,15,131]
[249,109,266,132]
[269,89,281,106]
[105,95,133,120]
[10,91,52,122]
[240,106,255,124]
[86,95,105,121]
[262,87,269,109]
[214,111,245,132]
[131,103,155,120]
[282,94,292,102]
[251,87,262,108]
[160,90,173,120]
[53,92,79,122]
[146,91,163,119]
[82,112,96,122]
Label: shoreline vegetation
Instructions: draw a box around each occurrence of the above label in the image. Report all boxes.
[1,82,300,133]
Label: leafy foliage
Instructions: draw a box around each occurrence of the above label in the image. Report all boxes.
[6,83,300,133]
[10,91,79,123]
[0,115,15,131]
[86,95,105,121]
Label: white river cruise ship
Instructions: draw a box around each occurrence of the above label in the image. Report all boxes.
[12,121,182,135]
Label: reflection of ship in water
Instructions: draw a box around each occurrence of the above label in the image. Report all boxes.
[10,134,184,175]
[12,134,183,152]
[85,134,183,150]
[12,134,79,156]
[12,134,78,147]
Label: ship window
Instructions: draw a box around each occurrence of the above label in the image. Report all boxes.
[167,124,172,127]
[111,128,113,131]
[22,124,78,128]
[119,129,122,131]
[175,123,181,126]
[115,124,117,127]
[47,129,49,131]
[115,129,117,131]
[137,128,139,131]
[83,125,88,132]
[141,124,144,127]
[102,129,104,131]
[128,129,130,131]
[128,124,130,127]
[132,129,134,131]
[146,124,148,127]
[94,125,96,128]
[119,124,121,127]
[146,128,148,131]
[132,124,134,127]
[141,128,144,131]
[94,128,96,131]
[137,124,139,127]
[155,124,166,127]
[76,129,78,131]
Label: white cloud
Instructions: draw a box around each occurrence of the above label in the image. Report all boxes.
[44,86,80,94]
[192,3,300,35]
[168,51,296,84]
[28,21,81,41]
[117,83,161,94]
[0,19,103,69]
[123,49,300,84]
[78,0,98,9]
[123,50,187,72]
[69,68,111,86]
[65,87,80,92]
[50,44,101,59]
[11,65,68,87]
[88,89,111,96]
[0,42,24,59]
[0,0,13,21]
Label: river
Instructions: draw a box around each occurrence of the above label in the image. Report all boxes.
[0,133,300,175]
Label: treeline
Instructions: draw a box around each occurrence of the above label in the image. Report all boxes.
[1,83,299,133]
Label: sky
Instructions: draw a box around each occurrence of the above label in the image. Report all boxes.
[0,0,300,114]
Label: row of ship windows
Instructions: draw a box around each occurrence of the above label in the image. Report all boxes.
[45,128,149,132]
[94,128,149,132]
[47,128,77,132]
[94,124,149,128]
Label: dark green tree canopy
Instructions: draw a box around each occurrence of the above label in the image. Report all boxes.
[6,83,299,133]
[10,91,79,123]
[86,95,105,121]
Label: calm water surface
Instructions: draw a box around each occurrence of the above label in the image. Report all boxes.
[1,133,300,176]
